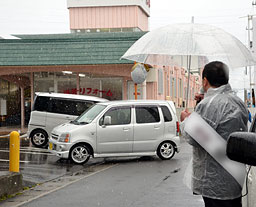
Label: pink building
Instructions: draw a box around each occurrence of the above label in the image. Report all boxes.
[0,0,201,128]
[68,0,150,32]
[67,0,201,107]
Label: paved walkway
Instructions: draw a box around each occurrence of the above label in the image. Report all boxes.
[0,126,28,136]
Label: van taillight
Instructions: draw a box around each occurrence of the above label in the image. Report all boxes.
[176,121,180,135]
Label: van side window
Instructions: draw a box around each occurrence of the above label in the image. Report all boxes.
[33,96,50,112]
[50,98,71,115]
[99,107,131,126]
[50,98,94,116]
[135,106,160,123]
[76,101,94,115]
[160,105,173,122]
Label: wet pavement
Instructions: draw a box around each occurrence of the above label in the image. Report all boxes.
[0,140,205,207]
[0,135,105,187]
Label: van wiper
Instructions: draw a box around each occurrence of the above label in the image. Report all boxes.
[70,120,78,125]
[78,121,89,125]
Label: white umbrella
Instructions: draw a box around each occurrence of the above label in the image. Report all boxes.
[122,23,255,107]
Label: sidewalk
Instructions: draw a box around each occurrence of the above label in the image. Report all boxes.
[0,126,28,136]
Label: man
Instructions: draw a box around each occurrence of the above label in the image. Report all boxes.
[181,61,248,207]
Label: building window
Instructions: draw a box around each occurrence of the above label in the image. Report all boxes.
[180,79,183,98]
[100,77,122,100]
[34,72,122,101]
[34,72,54,93]
[173,78,177,98]
[0,76,30,126]
[177,78,180,98]
[170,75,173,98]
[158,69,164,94]
[184,87,187,100]
[77,76,122,100]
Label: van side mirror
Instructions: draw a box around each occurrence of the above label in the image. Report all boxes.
[227,132,256,166]
[103,116,111,126]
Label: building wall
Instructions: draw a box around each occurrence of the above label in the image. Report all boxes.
[67,0,150,17]
[66,0,201,107]
[69,6,148,31]
[0,63,201,127]
[0,0,204,127]
[137,6,149,31]
[145,65,201,108]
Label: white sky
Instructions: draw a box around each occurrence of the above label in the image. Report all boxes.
[150,0,254,44]
[150,0,256,99]
[0,0,255,99]
[0,0,253,43]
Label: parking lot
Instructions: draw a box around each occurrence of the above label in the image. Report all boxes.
[0,133,206,207]
[0,135,109,187]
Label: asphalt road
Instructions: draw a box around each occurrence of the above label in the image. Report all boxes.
[1,138,204,207]
[0,137,105,187]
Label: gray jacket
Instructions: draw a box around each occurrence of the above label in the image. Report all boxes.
[185,83,248,200]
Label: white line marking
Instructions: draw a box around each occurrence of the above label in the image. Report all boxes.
[0,159,30,163]
[20,147,50,152]
[0,149,54,156]
[1,147,50,153]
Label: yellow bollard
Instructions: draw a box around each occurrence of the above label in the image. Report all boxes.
[9,131,20,172]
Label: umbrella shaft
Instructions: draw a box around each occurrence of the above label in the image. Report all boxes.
[186,55,192,108]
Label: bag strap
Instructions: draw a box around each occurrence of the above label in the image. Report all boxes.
[184,112,246,187]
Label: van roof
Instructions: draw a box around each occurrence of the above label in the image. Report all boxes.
[98,100,176,112]
[35,92,108,102]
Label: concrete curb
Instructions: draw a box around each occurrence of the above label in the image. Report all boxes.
[0,172,23,199]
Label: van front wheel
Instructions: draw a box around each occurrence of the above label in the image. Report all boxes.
[30,130,48,148]
[157,141,175,160]
[70,144,90,164]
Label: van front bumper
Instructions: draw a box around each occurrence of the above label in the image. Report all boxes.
[48,138,73,159]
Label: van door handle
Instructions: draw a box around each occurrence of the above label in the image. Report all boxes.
[123,127,130,131]
[154,125,160,129]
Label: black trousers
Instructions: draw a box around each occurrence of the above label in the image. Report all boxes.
[203,196,242,207]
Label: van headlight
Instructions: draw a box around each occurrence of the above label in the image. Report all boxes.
[58,133,70,143]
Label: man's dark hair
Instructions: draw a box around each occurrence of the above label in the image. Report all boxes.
[202,61,229,87]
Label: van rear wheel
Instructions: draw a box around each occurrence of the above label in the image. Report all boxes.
[70,144,90,164]
[30,130,48,148]
[157,141,175,160]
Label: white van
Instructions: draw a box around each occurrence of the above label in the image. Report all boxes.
[28,93,108,148]
[49,100,180,164]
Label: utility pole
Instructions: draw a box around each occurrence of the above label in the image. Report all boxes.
[247,14,253,107]
[240,1,256,107]
[252,1,256,108]
[241,12,254,107]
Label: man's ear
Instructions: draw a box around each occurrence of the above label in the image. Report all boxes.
[203,77,207,87]
[203,77,210,91]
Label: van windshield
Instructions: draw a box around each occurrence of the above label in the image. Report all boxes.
[72,104,106,125]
